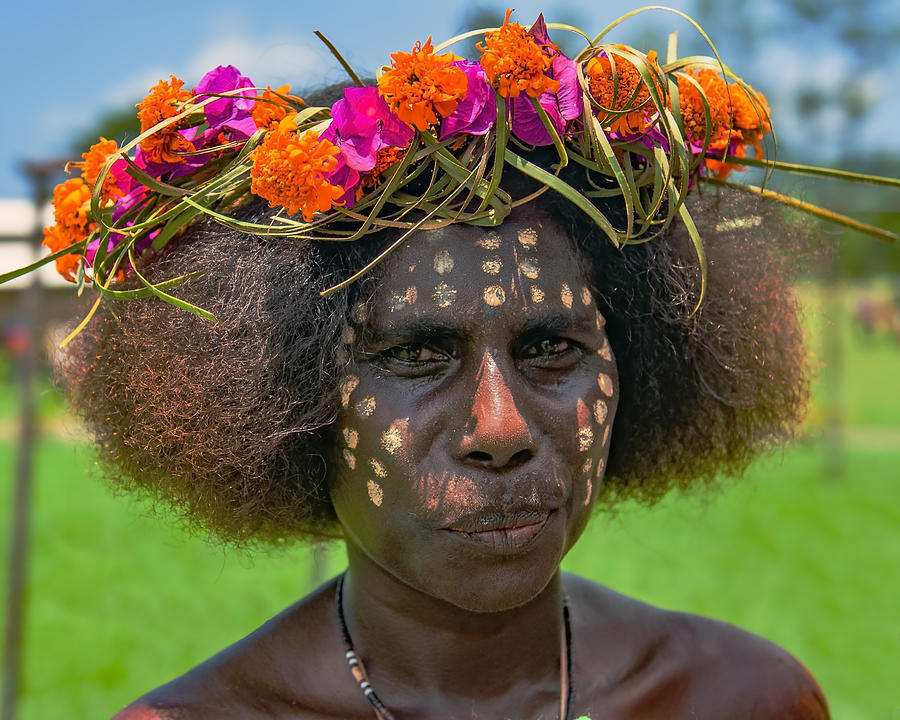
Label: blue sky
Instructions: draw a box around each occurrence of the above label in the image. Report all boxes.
[2,0,897,200]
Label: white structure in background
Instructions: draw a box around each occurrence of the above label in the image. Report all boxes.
[0,198,70,289]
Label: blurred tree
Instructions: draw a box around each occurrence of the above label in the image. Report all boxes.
[69,105,141,156]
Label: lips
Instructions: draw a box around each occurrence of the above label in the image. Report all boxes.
[445,510,555,553]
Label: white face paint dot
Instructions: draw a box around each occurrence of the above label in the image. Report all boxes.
[594,457,605,479]
[369,458,388,478]
[518,258,540,280]
[340,376,360,408]
[433,283,457,308]
[576,398,593,452]
[602,425,610,446]
[517,227,538,249]
[595,310,606,330]
[477,232,502,250]
[597,373,614,397]
[582,458,593,474]
[367,479,384,507]
[350,303,368,324]
[342,427,359,449]
[355,396,376,417]
[389,286,418,311]
[342,449,356,470]
[584,476,593,506]
[530,286,545,303]
[483,285,506,306]
[593,399,608,424]
[482,258,502,275]
[380,419,407,456]
[433,249,454,275]
[581,286,592,306]
[560,283,573,309]
[598,338,612,361]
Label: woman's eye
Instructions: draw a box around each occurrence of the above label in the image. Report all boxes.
[522,338,572,358]
[383,344,446,363]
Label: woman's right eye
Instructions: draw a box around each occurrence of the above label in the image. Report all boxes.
[381,343,447,364]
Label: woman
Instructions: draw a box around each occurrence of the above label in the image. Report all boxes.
[24,9,892,719]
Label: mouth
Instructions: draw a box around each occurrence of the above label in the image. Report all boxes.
[444,510,555,553]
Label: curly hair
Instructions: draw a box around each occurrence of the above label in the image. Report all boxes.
[55,177,809,546]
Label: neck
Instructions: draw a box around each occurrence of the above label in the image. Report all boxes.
[340,543,567,718]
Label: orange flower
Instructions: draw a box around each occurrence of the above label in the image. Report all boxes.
[586,48,662,135]
[478,9,558,99]
[677,68,732,150]
[378,37,467,131]
[136,75,195,164]
[729,83,770,156]
[251,85,302,129]
[250,117,344,221]
[42,178,93,281]
[71,137,125,202]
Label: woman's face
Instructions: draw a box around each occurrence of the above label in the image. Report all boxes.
[329,210,618,612]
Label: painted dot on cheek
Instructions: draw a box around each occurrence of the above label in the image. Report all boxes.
[584,476,593,506]
[560,283,573,309]
[369,459,388,478]
[597,373,614,397]
[582,458,593,474]
[342,427,359,449]
[576,398,593,452]
[366,479,384,507]
[433,283,457,307]
[602,425,610,446]
[581,286,592,306]
[595,457,605,479]
[342,449,356,470]
[483,285,506,306]
[593,399,608,424]
[595,310,606,330]
[381,418,408,456]
[482,258,502,275]
[517,228,538,249]
[340,376,359,408]
[530,286,545,303]
[598,338,612,361]
[433,249,454,275]
[355,396,376,417]
[519,259,540,279]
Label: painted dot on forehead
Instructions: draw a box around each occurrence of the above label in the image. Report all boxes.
[340,376,359,408]
[517,227,538,249]
[350,303,368,325]
[576,398,593,452]
[342,427,359,449]
[342,327,356,345]
[483,285,506,306]
[597,373,614,397]
[529,286,545,303]
[593,399,608,425]
[518,258,540,280]
[560,283,574,309]
[581,286,592,306]
[482,258,502,275]
[433,282,457,308]
[477,231,502,250]
[342,449,356,470]
[355,396,376,417]
[389,286,418,312]
[433,249,454,275]
[369,458,388,478]
[366,479,384,507]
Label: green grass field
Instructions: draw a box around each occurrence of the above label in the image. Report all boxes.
[1,284,898,720]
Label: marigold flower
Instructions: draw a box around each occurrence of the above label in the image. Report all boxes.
[250,117,344,221]
[251,85,300,129]
[136,75,195,164]
[42,178,94,281]
[478,9,559,99]
[71,137,127,202]
[729,83,770,155]
[378,37,467,131]
[586,47,663,136]
[677,68,732,150]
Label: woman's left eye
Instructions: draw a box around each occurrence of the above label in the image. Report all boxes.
[382,344,447,363]
[521,338,573,358]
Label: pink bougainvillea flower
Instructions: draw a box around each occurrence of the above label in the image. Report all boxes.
[323,86,414,171]
[439,60,496,140]
[509,44,583,146]
[193,65,258,143]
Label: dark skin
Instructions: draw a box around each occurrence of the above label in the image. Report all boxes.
[114,210,829,720]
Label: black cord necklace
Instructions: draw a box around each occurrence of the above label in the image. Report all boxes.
[335,573,574,720]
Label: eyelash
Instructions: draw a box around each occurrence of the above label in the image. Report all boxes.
[375,336,579,368]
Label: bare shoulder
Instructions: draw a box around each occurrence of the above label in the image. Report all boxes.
[563,573,830,719]
[108,578,353,720]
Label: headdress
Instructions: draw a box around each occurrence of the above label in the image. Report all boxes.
[4,8,897,342]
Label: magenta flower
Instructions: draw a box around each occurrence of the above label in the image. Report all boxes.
[439,61,496,140]
[323,86,414,172]
[193,65,258,143]
[510,50,583,146]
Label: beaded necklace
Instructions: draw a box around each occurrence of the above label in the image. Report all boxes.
[335,573,574,719]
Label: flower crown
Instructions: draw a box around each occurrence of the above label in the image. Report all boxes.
[4,8,897,340]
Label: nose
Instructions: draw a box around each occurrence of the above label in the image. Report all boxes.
[455,350,537,470]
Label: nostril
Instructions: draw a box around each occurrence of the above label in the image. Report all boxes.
[466,451,493,465]
[506,449,533,469]
[464,448,534,469]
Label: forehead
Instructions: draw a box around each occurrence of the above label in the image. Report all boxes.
[364,215,590,328]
